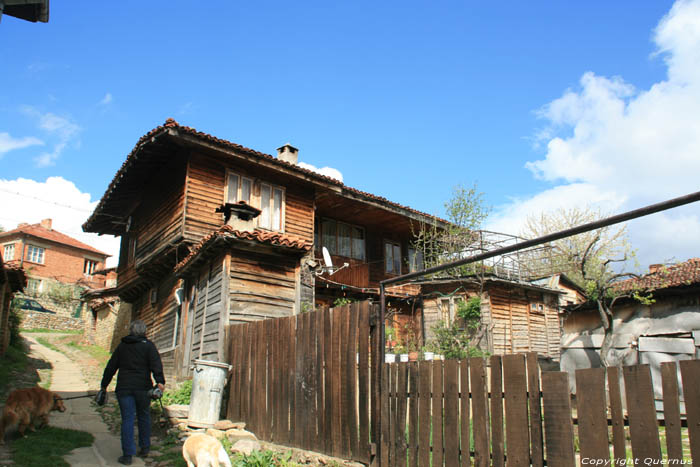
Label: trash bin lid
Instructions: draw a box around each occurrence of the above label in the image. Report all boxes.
[193,359,232,370]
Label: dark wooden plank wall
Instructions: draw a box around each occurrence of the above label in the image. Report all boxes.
[188,259,224,364]
[184,152,314,245]
[228,251,296,323]
[226,302,375,463]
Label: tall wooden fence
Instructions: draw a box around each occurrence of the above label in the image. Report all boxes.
[382,354,700,466]
[226,302,379,464]
[226,302,700,466]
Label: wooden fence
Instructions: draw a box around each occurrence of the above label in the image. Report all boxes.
[382,354,700,466]
[226,301,700,466]
[226,302,379,464]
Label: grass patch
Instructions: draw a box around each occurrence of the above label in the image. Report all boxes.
[10,426,94,467]
[0,344,29,396]
[66,340,111,364]
[152,432,187,467]
[20,328,83,334]
[36,337,61,353]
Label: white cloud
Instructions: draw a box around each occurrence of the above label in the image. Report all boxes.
[298,161,344,182]
[0,132,43,156]
[99,93,113,105]
[488,0,700,268]
[21,107,81,167]
[0,177,120,268]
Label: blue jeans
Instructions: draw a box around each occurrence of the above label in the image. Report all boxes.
[116,390,151,456]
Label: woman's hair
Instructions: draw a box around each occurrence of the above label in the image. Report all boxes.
[129,320,147,337]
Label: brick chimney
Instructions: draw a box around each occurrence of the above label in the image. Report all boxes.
[276,143,299,165]
[649,264,663,274]
[40,218,52,230]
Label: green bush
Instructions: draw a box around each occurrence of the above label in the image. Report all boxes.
[162,379,192,405]
[455,296,481,329]
[232,450,297,467]
[425,320,487,360]
[8,300,22,347]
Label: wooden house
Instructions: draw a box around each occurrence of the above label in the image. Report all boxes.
[0,251,26,356]
[83,119,447,381]
[417,275,564,361]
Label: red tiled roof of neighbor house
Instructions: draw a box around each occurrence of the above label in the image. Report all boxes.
[84,118,448,231]
[0,222,109,257]
[615,258,700,292]
[174,224,311,273]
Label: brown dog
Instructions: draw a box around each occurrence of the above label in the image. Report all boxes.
[0,387,66,444]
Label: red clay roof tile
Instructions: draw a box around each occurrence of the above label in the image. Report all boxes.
[0,223,109,257]
[616,258,700,292]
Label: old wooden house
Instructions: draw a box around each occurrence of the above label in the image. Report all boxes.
[417,275,564,361]
[83,119,447,381]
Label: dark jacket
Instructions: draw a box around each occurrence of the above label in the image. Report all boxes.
[101,335,165,391]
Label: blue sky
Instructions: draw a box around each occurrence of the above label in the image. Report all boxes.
[1,0,698,268]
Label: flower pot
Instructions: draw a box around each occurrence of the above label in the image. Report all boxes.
[400,353,409,362]
[423,351,434,361]
[385,353,396,363]
[408,351,419,362]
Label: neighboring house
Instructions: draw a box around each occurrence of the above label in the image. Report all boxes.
[0,219,110,324]
[0,0,49,23]
[417,275,564,361]
[0,250,27,355]
[561,258,700,402]
[83,119,448,381]
[82,268,126,351]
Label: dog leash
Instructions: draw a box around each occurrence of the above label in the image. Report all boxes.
[61,393,98,401]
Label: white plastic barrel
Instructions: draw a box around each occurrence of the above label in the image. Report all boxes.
[187,359,232,428]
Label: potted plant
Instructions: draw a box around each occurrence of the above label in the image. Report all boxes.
[422,346,434,361]
[385,326,397,362]
[394,344,408,362]
[404,322,420,362]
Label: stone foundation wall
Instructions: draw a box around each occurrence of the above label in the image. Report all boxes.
[19,310,83,331]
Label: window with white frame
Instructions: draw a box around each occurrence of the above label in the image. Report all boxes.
[3,243,14,261]
[384,240,401,274]
[320,219,365,260]
[408,247,424,273]
[26,245,45,264]
[441,298,454,323]
[259,183,284,231]
[226,172,253,205]
[26,278,43,295]
[84,259,98,275]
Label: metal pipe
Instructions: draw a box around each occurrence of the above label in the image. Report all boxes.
[382,189,700,287]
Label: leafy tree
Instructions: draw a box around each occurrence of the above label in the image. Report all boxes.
[522,207,650,367]
[411,183,490,276]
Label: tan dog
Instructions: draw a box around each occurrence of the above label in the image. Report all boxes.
[0,387,66,444]
[182,433,232,467]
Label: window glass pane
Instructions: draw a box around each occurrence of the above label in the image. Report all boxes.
[322,219,337,255]
[385,242,393,273]
[3,244,14,261]
[393,244,401,275]
[338,223,351,257]
[273,188,283,230]
[260,184,271,228]
[351,227,365,260]
[227,173,238,203]
[241,178,252,203]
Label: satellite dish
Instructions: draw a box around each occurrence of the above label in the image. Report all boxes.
[322,247,333,268]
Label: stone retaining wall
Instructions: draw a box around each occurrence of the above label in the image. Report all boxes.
[19,310,83,331]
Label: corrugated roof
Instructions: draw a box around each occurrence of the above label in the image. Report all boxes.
[0,222,109,257]
[84,118,448,232]
[616,258,700,292]
[174,225,311,274]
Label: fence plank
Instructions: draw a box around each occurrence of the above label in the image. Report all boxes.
[444,359,460,466]
[257,321,268,438]
[314,309,324,453]
[397,363,409,466]
[264,319,274,441]
[305,311,317,448]
[288,316,297,445]
[370,304,380,467]
[408,362,419,467]
[246,323,256,434]
[227,324,240,421]
[331,308,343,457]
[623,364,661,462]
[294,314,306,447]
[324,308,333,454]
[380,364,390,467]
[358,303,371,463]
[340,308,351,457]
[389,363,397,466]
[541,372,575,466]
[526,353,543,467]
[460,359,471,467]
[607,366,626,462]
[576,368,609,462]
[470,357,490,467]
[270,319,280,442]
[433,360,444,466]
[418,361,432,467]
[502,354,529,467]
[661,361,683,462]
[490,355,504,467]
[241,323,251,431]
[348,304,359,459]
[680,359,700,462]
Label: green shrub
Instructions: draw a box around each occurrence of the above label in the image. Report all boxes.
[232,450,297,467]
[425,320,487,360]
[8,300,22,347]
[455,296,481,329]
[162,379,192,405]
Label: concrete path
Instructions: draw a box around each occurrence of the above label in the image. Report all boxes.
[22,336,146,467]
